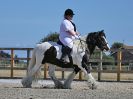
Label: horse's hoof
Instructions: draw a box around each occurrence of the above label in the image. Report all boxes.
[55,85,64,89]
[63,86,72,89]
[87,81,98,90]
[54,81,64,89]
[54,83,72,89]
[91,83,97,90]
[21,81,32,88]
[62,84,72,89]
[21,78,32,88]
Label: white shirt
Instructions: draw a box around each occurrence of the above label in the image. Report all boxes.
[59,19,75,48]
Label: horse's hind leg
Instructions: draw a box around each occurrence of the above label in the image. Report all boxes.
[21,49,36,88]
[22,52,43,88]
[22,64,42,88]
[27,49,36,75]
[48,65,64,89]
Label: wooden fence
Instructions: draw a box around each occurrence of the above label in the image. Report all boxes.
[0,48,133,81]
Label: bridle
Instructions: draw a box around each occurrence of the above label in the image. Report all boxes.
[96,35,109,51]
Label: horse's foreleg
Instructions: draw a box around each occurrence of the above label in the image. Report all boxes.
[48,65,64,88]
[85,73,98,89]
[79,64,98,89]
[64,65,81,89]
[63,71,76,89]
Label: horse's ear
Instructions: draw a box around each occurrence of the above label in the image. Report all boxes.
[101,30,104,32]
[99,30,106,37]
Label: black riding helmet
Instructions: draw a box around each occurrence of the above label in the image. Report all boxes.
[64,9,75,16]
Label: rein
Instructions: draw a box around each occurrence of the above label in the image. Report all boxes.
[79,38,85,51]
[76,38,88,54]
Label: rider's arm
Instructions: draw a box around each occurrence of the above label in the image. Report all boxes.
[67,30,76,36]
[68,30,80,39]
[63,20,80,37]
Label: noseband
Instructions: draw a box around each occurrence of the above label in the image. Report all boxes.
[96,35,108,50]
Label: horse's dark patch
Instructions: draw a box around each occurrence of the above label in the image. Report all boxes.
[45,46,57,59]
[73,65,81,74]
[42,46,57,64]
[81,50,91,73]
[42,46,79,69]
[46,57,76,68]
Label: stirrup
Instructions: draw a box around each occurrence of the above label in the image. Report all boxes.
[60,58,68,64]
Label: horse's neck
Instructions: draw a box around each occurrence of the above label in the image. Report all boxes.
[88,45,96,55]
[74,40,96,56]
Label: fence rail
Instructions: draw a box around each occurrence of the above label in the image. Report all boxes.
[0,47,133,81]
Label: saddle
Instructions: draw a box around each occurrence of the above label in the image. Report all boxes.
[57,40,64,47]
[57,40,73,66]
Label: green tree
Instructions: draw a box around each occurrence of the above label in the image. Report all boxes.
[0,51,10,58]
[40,32,59,43]
[0,51,19,64]
[111,42,124,49]
[90,50,114,66]
[110,42,124,55]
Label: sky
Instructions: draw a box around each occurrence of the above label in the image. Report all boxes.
[0,0,133,48]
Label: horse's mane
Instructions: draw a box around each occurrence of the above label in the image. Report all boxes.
[86,32,97,43]
[86,30,105,42]
[72,36,86,53]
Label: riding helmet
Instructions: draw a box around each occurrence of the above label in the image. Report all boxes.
[64,9,75,16]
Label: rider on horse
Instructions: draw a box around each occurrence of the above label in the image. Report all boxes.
[58,9,80,66]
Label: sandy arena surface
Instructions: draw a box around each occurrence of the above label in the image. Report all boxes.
[0,79,133,99]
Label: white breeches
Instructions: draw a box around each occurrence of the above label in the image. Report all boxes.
[60,37,73,48]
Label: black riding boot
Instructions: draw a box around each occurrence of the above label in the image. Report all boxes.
[60,46,67,62]
[68,55,73,66]
[60,46,73,66]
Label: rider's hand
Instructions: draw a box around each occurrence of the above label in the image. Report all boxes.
[75,35,80,39]
[76,32,80,35]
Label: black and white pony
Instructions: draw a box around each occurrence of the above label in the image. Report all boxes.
[22,30,110,89]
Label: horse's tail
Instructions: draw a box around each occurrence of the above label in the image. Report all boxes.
[27,47,36,76]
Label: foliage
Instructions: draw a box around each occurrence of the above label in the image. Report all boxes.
[102,53,115,65]
[110,42,124,55]
[111,42,124,49]
[90,50,115,66]
[0,51,10,58]
[0,51,19,63]
[40,32,59,43]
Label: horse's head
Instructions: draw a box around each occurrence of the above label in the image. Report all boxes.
[86,30,110,54]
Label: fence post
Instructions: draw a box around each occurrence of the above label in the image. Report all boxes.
[79,71,82,80]
[27,49,30,73]
[44,64,48,79]
[27,49,30,67]
[11,49,14,78]
[62,70,65,80]
[117,49,122,81]
[98,51,103,81]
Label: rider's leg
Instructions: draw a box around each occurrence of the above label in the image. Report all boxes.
[67,47,73,65]
[60,46,67,62]
[60,46,73,66]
